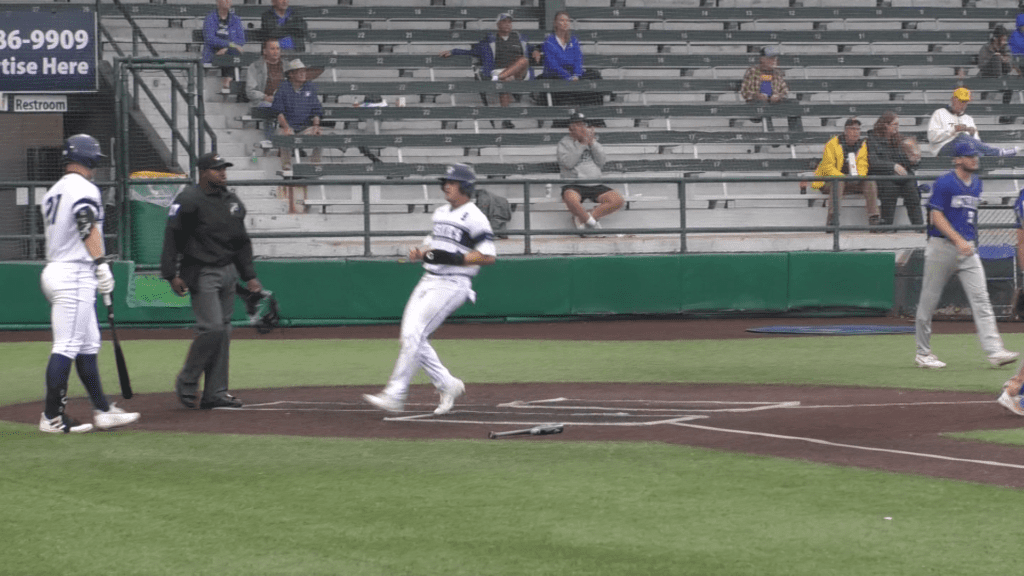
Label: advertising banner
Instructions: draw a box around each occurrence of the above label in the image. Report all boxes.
[0,10,97,93]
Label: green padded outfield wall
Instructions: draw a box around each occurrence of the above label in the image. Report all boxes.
[0,252,894,328]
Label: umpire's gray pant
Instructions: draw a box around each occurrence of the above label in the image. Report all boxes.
[915,236,1004,356]
[178,264,236,401]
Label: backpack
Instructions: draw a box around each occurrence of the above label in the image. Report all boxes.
[474,189,511,239]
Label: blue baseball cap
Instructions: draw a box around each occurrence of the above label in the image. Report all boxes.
[953,140,978,157]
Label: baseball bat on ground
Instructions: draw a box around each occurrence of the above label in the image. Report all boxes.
[488,423,564,439]
[102,294,133,399]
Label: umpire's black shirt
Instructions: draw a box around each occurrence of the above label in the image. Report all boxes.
[160,182,257,282]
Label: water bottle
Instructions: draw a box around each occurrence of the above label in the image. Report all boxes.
[251,144,258,165]
[847,152,858,176]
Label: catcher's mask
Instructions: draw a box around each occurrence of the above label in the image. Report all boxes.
[235,285,280,334]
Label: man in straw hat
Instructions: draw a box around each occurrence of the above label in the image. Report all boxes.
[271,58,323,170]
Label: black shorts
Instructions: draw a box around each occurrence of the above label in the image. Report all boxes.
[561,184,612,203]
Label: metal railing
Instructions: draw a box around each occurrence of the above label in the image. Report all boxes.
[3,171,1020,261]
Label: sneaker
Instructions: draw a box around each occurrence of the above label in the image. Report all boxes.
[93,403,141,430]
[571,214,586,231]
[175,379,198,409]
[39,413,93,434]
[200,394,243,410]
[501,120,515,130]
[434,379,465,415]
[363,392,403,413]
[997,390,1024,416]
[988,349,1019,368]
[915,353,946,369]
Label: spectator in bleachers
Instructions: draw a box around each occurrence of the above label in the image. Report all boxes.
[439,12,537,120]
[272,59,323,170]
[202,0,245,92]
[978,24,1016,123]
[928,88,1018,157]
[557,112,624,233]
[811,117,880,228]
[739,46,801,132]
[1009,14,1024,73]
[535,11,604,109]
[867,112,923,230]
[979,25,1013,78]
[246,39,284,140]
[261,0,306,53]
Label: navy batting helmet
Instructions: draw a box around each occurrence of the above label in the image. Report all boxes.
[63,134,106,169]
[439,163,476,196]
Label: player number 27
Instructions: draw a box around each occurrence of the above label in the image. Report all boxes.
[44,194,61,225]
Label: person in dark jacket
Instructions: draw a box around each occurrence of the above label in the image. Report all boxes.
[867,111,924,229]
[161,152,262,409]
[261,0,306,52]
[440,12,537,114]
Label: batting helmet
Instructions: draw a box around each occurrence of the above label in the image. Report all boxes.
[439,163,476,197]
[63,134,106,169]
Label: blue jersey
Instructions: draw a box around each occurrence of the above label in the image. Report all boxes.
[928,170,982,241]
[1015,188,1024,229]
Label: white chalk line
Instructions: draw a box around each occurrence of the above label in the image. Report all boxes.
[670,421,1024,471]
[384,414,709,426]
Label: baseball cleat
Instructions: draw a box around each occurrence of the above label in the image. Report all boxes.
[914,353,946,369]
[997,390,1024,416]
[200,394,244,410]
[988,349,1020,368]
[434,379,465,415]
[363,393,403,413]
[93,403,141,430]
[39,413,93,434]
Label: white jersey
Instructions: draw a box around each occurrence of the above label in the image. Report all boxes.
[42,173,103,264]
[423,201,495,278]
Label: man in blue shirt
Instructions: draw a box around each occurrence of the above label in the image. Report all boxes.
[914,139,1019,370]
[260,0,306,52]
[271,58,322,170]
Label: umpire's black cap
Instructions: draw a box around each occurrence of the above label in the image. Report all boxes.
[197,152,233,171]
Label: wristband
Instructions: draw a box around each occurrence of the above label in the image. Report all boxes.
[423,249,465,265]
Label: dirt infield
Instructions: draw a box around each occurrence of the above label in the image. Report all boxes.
[4,316,1024,488]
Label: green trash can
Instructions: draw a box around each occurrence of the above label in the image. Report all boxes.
[128,172,186,266]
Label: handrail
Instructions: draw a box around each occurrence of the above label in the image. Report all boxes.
[213,51,976,69]
[5,174,1019,259]
[106,0,216,161]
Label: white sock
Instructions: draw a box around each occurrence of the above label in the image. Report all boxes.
[586,215,597,227]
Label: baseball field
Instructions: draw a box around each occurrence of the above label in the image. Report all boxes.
[2,317,1024,576]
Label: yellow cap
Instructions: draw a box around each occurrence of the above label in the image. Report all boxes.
[953,87,971,102]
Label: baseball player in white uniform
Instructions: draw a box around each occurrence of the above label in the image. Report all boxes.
[364,164,497,415]
[38,134,140,433]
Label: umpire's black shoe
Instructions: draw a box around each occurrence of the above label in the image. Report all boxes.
[175,379,198,409]
[200,394,244,410]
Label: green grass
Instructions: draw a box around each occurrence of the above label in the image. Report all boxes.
[3,332,1021,405]
[3,331,1024,575]
[0,422,1020,576]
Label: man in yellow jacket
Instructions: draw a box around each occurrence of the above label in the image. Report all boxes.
[812,117,880,228]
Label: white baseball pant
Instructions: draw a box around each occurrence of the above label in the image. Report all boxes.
[41,262,101,358]
[383,273,474,400]
[915,236,1004,356]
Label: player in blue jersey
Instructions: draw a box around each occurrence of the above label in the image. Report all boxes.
[363,164,497,416]
[914,139,1019,370]
[996,184,1024,415]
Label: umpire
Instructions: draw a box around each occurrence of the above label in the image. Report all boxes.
[161,151,262,409]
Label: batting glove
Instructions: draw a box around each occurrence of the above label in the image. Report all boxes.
[95,258,115,295]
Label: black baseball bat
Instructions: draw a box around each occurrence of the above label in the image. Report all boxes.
[488,423,564,439]
[103,294,133,399]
